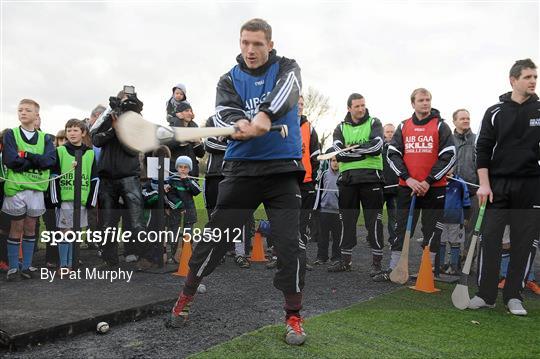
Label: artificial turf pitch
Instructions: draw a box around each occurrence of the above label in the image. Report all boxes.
[192,283,539,358]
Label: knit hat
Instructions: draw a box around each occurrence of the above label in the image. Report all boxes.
[176,101,192,113]
[175,156,193,171]
[172,83,187,99]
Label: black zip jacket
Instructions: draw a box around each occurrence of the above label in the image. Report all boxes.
[91,113,141,179]
[387,109,456,184]
[49,142,99,208]
[476,92,540,177]
[166,118,205,177]
[203,116,227,177]
[214,49,304,178]
[332,109,384,184]
[382,142,398,194]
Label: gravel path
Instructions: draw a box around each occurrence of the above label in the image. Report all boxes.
[5,234,537,359]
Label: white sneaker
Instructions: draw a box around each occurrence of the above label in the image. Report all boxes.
[125,254,138,263]
[506,299,527,316]
[468,296,496,310]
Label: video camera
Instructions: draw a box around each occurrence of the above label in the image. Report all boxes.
[109,85,143,115]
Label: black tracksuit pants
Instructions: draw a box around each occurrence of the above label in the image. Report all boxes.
[204,175,224,220]
[476,176,539,305]
[299,183,316,245]
[389,186,445,253]
[188,173,306,294]
[317,212,342,262]
[338,182,384,258]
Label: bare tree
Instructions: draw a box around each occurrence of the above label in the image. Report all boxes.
[303,87,330,127]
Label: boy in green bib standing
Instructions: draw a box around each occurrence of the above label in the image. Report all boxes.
[2,99,56,281]
[50,119,99,272]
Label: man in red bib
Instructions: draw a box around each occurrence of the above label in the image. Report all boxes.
[374,88,455,281]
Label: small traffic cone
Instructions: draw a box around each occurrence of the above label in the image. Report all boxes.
[410,246,440,293]
[173,238,192,277]
[249,232,267,262]
[19,240,23,261]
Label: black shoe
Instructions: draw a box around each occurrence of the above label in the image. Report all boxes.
[372,269,391,282]
[20,269,33,279]
[312,259,328,266]
[327,260,352,273]
[369,263,382,277]
[235,255,251,269]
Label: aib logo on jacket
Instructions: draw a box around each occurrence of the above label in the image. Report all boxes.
[530,118,540,127]
[244,92,271,119]
[60,172,90,189]
[405,135,434,153]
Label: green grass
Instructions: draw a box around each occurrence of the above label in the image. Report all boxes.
[192,284,539,358]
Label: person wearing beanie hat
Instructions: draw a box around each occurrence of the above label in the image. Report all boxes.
[175,156,192,172]
[165,101,205,177]
[166,155,202,258]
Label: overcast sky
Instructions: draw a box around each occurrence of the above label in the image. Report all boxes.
[1,0,539,147]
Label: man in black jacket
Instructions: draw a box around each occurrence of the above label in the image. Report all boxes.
[329,93,385,277]
[169,18,307,346]
[166,102,205,177]
[91,90,145,266]
[468,58,539,316]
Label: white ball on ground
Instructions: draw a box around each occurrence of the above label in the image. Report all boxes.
[197,284,207,293]
[96,321,110,334]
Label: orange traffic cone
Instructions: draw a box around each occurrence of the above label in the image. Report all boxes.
[19,240,23,260]
[249,232,267,262]
[410,246,440,293]
[173,239,192,277]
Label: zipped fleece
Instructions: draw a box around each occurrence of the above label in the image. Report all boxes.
[476,92,540,177]
[387,109,456,185]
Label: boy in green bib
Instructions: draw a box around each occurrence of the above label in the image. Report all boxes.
[2,99,56,281]
[50,119,99,273]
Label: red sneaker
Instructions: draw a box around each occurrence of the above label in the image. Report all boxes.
[285,315,306,345]
[168,293,193,327]
[526,281,540,295]
[0,261,8,272]
[498,278,505,289]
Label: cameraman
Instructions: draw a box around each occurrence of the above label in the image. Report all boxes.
[91,89,145,267]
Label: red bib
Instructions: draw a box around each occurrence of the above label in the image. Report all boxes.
[399,117,447,187]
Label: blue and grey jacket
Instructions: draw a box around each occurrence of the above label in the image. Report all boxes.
[214,50,304,176]
[313,167,340,213]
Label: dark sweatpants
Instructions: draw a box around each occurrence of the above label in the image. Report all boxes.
[299,184,316,244]
[317,212,342,262]
[476,176,539,305]
[338,182,384,258]
[188,174,306,294]
[389,186,446,254]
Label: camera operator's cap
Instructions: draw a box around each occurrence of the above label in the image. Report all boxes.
[175,156,193,171]
[176,101,192,113]
[172,83,187,99]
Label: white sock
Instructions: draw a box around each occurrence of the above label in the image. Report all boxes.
[390,251,401,269]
